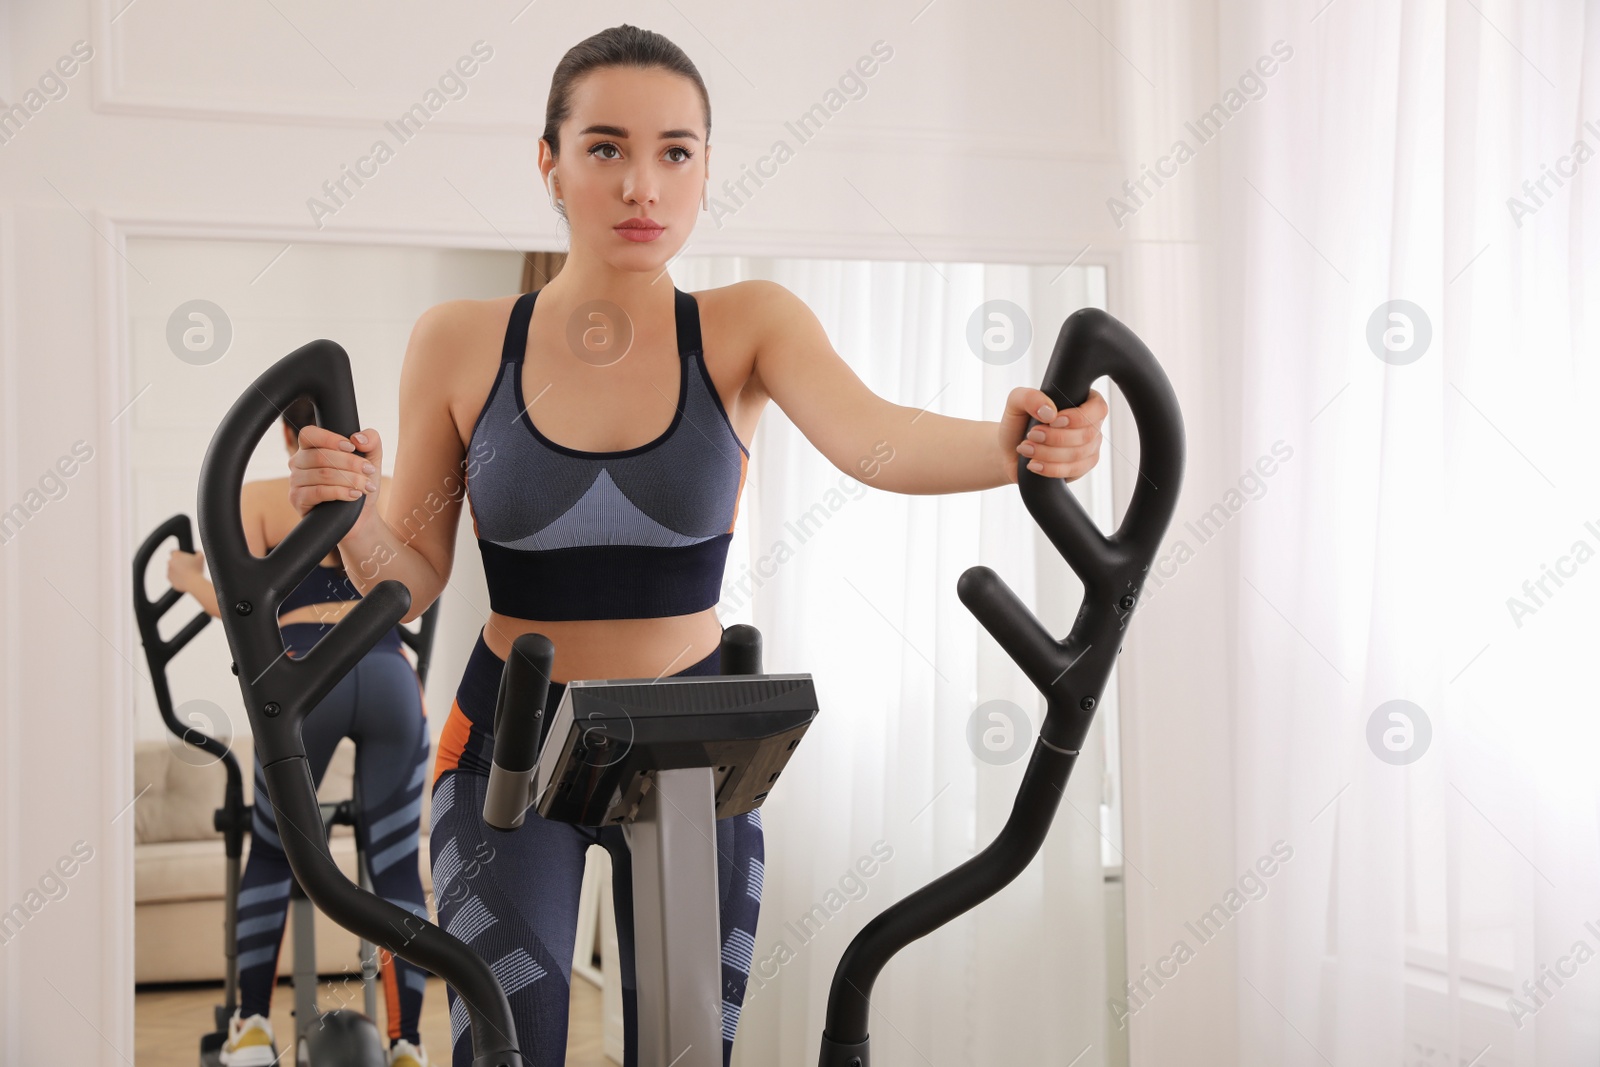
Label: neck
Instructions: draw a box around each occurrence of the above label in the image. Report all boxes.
[540,256,677,315]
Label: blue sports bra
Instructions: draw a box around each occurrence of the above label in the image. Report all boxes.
[276,561,403,655]
[464,287,749,622]
[279,562,359,616]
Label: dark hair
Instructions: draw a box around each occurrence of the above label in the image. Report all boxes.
[281,396,317,443]
[542,24,711,158]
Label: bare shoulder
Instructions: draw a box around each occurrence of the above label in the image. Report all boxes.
[404,295,521,447]
[406,296,514,373]
[241,476,286,511]
[694,278,809,368]
[241,476,289,549]
[695,279,822,403]
[694,278,807,336]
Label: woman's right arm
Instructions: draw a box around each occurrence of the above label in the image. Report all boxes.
[287,302,473,625]
[167,480,273,619]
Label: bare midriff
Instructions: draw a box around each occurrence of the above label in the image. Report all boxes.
[278,601,360,627]
[479,606,724,684]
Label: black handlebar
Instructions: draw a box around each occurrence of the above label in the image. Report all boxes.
[133,513,254,846]
[482,633,555,831]
[132,514,231,765]
[196,342,404,765]
[196,339,524,1067]
[962,306,1184,751]
[400,600,444,688]
[819,307,1185,1066]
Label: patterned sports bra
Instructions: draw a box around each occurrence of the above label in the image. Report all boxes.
[463,286,750,622]
[278,563,358,616]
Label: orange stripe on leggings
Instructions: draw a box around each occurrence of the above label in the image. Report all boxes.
[380,948,402,1041]
[431,701,473,785]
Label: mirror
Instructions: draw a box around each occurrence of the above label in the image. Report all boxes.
[126,236,1121,1065]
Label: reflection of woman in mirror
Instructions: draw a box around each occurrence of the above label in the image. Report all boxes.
[168,397,432,1067]
[286,23,1107,1067]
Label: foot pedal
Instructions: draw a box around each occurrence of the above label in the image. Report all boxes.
[198,1030,226,1067]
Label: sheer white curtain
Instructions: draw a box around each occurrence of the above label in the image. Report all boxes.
[1221,2,1600,1064]
[671,257,1119,1066]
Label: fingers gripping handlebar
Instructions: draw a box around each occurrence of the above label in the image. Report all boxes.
[196,339,525,1067]
[196,341,405,766]
[958,307,1185,753]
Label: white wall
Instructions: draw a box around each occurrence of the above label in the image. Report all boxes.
[0,2,1235,1064]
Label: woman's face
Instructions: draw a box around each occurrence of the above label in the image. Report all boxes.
[542,66,709,273]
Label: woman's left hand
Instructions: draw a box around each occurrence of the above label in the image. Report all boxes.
[166,548,206,592]
[999,386,1108,483]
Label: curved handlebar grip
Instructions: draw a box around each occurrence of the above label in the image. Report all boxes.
[1021,307,1185,587]
[196,338,410,765]
[485,632,555,831]
[132,514,212,665]
[973,308,1185,751]
[133,513,231,775]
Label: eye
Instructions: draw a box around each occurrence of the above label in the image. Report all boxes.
[665,145,693,163]
[588,142,622,160]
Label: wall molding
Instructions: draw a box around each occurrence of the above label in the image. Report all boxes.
[1,202,19,1067]
[96,209,137,1063]
[110,213,1125,272]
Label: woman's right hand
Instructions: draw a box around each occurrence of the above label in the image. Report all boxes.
[287,424,384,520]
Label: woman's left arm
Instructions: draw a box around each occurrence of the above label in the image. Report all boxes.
[747,280,1107,495]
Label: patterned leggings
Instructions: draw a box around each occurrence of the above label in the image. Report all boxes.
[235,621,431,1046]
[428,639,766,1067]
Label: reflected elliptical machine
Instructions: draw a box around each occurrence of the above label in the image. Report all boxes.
[195,304,1183,1067]
[133,515,442,1067]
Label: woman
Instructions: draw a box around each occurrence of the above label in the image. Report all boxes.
[168,396,433,1067]
[286,24,1106,1067]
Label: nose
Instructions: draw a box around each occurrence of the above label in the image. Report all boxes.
[621,162,659,208]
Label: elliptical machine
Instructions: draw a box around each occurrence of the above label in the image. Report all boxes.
[193,303,1181,1067]
[132,514,442,1067]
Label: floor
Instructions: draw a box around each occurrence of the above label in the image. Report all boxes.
[136,974,610,1065]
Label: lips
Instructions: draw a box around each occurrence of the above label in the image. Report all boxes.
[614,218,665,243]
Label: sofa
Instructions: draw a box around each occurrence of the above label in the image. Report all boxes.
[134,734,433,984]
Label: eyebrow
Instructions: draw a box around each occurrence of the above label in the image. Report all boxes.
[578,123,702,142]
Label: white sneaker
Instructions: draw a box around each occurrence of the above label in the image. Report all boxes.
[218,1010,277,1066]
[388,1038,430,1067]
